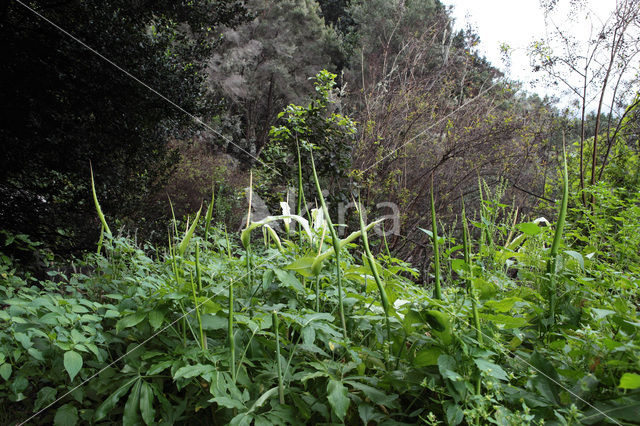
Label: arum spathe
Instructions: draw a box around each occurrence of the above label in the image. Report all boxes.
[241,215,312,249]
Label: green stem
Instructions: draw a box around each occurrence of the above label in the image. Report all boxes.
[296,139,304,247]
[229,280,236,383]
[462,199,482,394]
[315,276,321,312]
[224,225,232,260]
[189,272,205,350]
[546,143,569,328]
[195,243,207,350]
[382,227,392,260]
[430,175,442,300]
[273,311,285,404]
[356,199,391,362]
[310,152,347,339]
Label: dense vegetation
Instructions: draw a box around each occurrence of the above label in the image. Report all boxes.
[2,0,640,424]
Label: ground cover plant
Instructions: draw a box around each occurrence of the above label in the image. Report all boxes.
[2,138,640,426]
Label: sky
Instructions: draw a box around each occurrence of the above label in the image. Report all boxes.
[440,0,620,104]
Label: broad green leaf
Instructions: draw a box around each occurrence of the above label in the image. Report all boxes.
[64,351,83,382]
[28,347,45,361]
[211,396,246,410]
[529,351,560,404]
[139,381,155,425]
[94,378,136,421]
[517,222,541,236]
[445,402,464,426]
[358,404,384,424]
[474,358,509,381]
[438,354,463,382]
[54,403,78,426]
[174,364,213,380]
[327,379,350,421]
[481,313,528,329]
[116,312,146,333]
[274,269,304,292]
[484,297,524,313]
[201,314,228,330]
[564,250,584,269]
[0,363,12,380]
[414,347,443,367]
[347,381,397,407]
[148,310,164,330]
[619,373,640,389]
[247,387,278,414]
[591,308,616,321]
[34,386,57,412]
[123,379,142,426]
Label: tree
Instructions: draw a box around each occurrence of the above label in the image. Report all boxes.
[530,0,640,206]
[0,0,248,249]
[343,0,554,260]
[206,0,342,164]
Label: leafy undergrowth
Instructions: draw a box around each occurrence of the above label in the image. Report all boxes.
[2,188,640,425]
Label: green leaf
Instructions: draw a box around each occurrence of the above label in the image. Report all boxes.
[274,269,304,292]
[474,358,509,381]
[201,314,228,330]
[123,379,142,426]
[484,297,524,313]
[148,310,164,330]
[0,363,12,380]
[173,364,213,380]
[178,207,202,256]
[347,381,397,407]
[117,311,147,332]
[94,378,136,421]
[247,387,279,414]
[54,403,78,426]
[64,351,83,382]
[414,347,443,367]
[480,313,528,328]
[438,354,463,382]
[34,386,57,412]
[517,222,541,236]
[529,351,560,404]
[445,402,464,426]
[139,381,155,425]
[564,250,584,269]
[211,396,246,410]
[28,347,45,362]
[327,379,350,421]
[591,308,616,321]
[619,373,640,389]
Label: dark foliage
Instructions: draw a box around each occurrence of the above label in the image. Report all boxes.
[0,0,248,251]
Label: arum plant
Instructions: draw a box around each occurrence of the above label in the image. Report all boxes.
[178,206,202,256]
[430,174,442,300]
[355,199,391,361]
[546,141,569,328]
[310,151,347,339]
[462,198,482,394]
